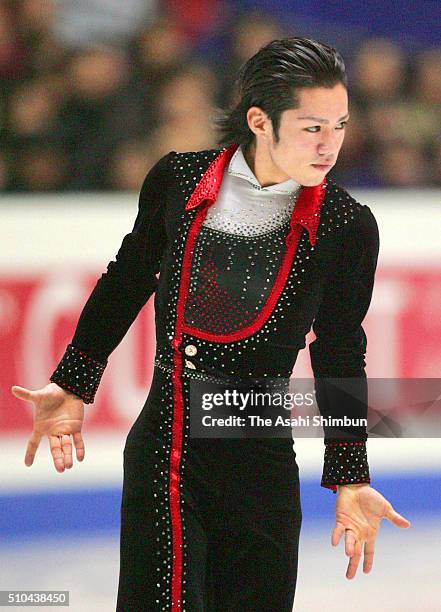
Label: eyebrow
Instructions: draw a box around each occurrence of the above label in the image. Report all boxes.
[297,113,350,124]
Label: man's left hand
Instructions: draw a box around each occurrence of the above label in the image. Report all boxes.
[332,484,411,579]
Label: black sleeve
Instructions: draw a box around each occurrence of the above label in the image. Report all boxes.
[308,204,380,492]
[49,153,171,403]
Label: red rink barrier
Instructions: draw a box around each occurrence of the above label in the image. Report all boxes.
[3,266,441,432]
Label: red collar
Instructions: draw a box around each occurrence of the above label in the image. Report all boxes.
[185,143,325,247]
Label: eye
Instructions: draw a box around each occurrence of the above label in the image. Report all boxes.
[303,121,349,133]
[304,126,320,133]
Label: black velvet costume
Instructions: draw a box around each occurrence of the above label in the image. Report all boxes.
[50,144,379,611]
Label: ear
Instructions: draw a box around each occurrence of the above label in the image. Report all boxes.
[246,106,271,139]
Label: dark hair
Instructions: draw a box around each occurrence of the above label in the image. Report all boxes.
[214,37,347,148]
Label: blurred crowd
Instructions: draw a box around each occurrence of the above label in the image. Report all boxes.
[1,0,440,192]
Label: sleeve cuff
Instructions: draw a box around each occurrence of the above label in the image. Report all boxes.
[321,440,370,494]
[49,343,107,404]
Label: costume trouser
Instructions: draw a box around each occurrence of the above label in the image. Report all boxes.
[116,367,302,611]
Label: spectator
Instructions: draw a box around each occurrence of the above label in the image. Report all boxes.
[0,3,26,82]
[413,47,441,106]
[217,11,284,107]
[130,19,193,130]
[7,77,62,140]
[147,64,219,157]
[351,38,407,108]
[106,140,155,191]
[364,101,438,150]
[375,141,429,187]
[156,64,218,122]
[433,141,441,187]
[17,0,66,78]
[59,45,146,189]
[0,152,10,191]
[136,19,189,74]
[11,142,67,191]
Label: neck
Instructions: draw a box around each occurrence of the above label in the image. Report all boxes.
[242,140,292,187]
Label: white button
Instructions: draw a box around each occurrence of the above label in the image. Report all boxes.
[184,345,197,356]
[185,360,196,369]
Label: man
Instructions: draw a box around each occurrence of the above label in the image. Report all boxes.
[12,37,410,611]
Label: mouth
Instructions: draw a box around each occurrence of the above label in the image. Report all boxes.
[311,163,333,171]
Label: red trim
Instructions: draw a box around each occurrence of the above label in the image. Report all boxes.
[185,144,238,211]
[169,202,210,611]
[169,359,184,611]
[287,179,326,248]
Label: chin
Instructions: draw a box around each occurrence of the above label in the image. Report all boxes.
[301,177,324,187]
[302,168,330,186]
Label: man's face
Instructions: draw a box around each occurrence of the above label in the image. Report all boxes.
[267,83,349,186]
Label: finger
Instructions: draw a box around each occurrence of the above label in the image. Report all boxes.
[24,431,41,466]
[363,538,375,574]
[332,522,345,547]
[346,540,362,580]
[60,434,73,469]
[345,529,357,558]
[49,435,65,472]
[11,385,35,402]
[72,432,85,462]
[385,505,411,528]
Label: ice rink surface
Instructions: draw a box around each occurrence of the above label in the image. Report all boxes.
[1,520,439,611]
[1,436,440,611]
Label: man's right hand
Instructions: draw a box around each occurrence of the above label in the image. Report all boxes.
[11,383,85,473]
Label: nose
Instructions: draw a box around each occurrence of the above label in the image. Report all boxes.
[317,131,340,157]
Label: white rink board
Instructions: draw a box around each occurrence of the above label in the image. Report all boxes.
[2,189,441,273]
[0,435,439,493]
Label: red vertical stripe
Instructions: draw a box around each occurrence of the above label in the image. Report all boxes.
[169,202,210,611]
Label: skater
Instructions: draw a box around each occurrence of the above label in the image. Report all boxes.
[12,37,410,611]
